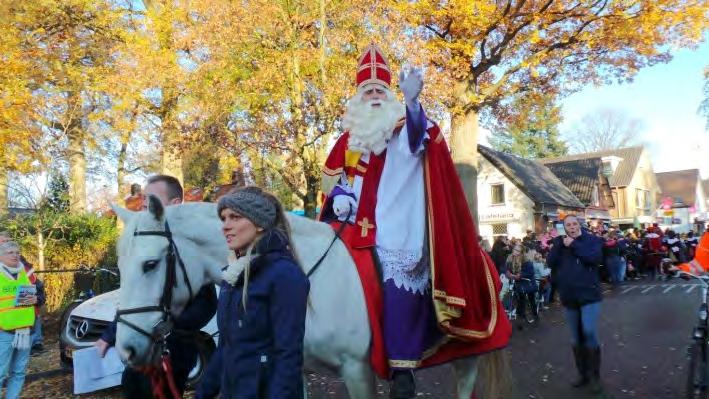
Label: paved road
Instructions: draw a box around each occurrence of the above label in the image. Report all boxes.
[306,278,699,398]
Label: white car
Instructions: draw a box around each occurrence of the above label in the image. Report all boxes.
[59,289,218,391]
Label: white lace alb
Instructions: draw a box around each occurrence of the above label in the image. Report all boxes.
[377,247,430,295]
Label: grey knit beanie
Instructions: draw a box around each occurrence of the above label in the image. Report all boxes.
[217,188,277,229]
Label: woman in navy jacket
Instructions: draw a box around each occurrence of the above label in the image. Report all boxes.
[547,215,604,395]
[197,187,309,399]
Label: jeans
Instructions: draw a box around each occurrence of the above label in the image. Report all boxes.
[0,330,31,399]
[541,286,551,304]
[31,318,42,347]
[564,302,601,348]
[606,256,624,284]
[618,258,627,282]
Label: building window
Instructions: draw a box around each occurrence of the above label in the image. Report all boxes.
[492,223,508,236]
[491,184,505,205]
[635,188,651,216]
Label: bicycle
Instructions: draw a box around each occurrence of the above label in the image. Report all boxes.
[518,277,541,322]
[500,274,517,321]
[674,270,709,398]
[534,278,549,316]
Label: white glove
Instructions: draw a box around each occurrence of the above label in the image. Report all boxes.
[333,195,357,221]
[12,327,30,350]
[399,67,424,106]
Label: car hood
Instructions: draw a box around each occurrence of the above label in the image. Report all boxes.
[72,289,120,321]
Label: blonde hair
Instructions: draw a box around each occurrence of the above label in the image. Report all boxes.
[506,245,524,274]
[524,248,537,263]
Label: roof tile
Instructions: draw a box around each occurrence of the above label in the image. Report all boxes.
[478,145,584,209]
[541,146,644,187]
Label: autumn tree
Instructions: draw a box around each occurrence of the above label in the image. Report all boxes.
[129,0,191,183]
[394,0,708,215]
[489,93,568,158]
[566,107,643,153]
[0,3,46,213]
[178,0,389,216]
[4,1,129,213]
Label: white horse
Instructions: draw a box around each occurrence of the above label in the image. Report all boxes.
[112,197,499,399]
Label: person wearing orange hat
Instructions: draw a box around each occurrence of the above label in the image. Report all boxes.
[318,44,510,397]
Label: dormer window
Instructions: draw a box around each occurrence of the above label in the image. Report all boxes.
[601,156,623,177]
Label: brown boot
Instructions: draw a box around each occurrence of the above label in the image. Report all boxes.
[571,346,589,388]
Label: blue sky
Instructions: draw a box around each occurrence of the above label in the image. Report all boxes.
[479,40,708,178]
[559,40,709,178]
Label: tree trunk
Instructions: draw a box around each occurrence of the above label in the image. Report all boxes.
[160,115,184,184]
[36,229,45,271]
[116,131,131,198]
[161,142,183,184]
[144,0,183,186]
[0,168,7,216]
[450,108,481,226]
[67,129,87,213]
[303,172,319,219]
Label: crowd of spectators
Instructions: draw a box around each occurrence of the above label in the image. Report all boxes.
[488,222,705,310]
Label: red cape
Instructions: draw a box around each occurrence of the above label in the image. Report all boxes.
[320,123,511,377]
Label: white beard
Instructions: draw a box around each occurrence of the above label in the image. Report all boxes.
[342,90,405,155]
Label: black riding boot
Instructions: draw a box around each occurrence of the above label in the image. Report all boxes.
[587,347,604,395]
[390,370,416,399]
[571,346,588,388]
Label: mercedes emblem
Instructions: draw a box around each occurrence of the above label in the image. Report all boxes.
[75,320,90,340]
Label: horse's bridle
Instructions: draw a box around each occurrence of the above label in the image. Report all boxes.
[115,220,194,348]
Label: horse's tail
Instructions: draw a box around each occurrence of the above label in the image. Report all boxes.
[475,349,512,399]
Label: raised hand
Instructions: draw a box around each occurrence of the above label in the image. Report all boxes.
[398,67,423,106]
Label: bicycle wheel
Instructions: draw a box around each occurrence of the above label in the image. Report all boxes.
[687,341,708,399]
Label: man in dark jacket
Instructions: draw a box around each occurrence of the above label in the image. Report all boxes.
[98,285,217,396]
[95,175,218,397]
[547,215,605,395]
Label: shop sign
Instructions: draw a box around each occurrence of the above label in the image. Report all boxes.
[480,211,516,221]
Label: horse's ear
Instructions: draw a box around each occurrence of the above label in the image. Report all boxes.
[146,194,165,221]
[110,203,136,223]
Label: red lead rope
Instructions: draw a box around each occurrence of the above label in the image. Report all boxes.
[137,354,182,399]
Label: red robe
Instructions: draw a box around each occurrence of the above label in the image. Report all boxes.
[319,121,511,378]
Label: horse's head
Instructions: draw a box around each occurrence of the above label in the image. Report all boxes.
[112,196,228,366]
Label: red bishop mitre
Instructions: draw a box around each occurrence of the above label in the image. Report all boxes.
[356,44,392,90]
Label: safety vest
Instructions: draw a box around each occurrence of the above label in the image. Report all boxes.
[0,269,36,331]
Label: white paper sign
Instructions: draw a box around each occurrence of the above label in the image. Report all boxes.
[72,346,125,394]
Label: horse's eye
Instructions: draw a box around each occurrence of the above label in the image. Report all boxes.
[143,260,159,273]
